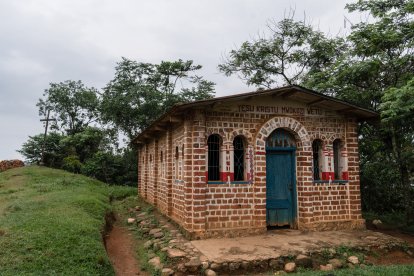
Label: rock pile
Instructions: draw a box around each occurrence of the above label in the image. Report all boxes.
[0,160,24,172]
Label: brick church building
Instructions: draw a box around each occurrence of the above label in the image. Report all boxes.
[134,85,377,238]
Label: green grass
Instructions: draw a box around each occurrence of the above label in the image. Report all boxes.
[364,211,407,228]
[110,195,162,275]
[364,211,414,234]
[0,166,135,275]
[292,265,414,275]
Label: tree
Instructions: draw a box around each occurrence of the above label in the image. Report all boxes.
[100,58,215,140]
[313,0,414,200]
[219,14,345,88]
[37,80,100,135]
[18,132,65,167]
[59,127,109,163]
[219,0,414,218]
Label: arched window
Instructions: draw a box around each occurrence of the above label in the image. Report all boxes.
[312,140,323,180]
[207,134,221,181]
[333,139,343,180]
[266,129,296,148]
[175,146,179,179]
[233,136,245,181]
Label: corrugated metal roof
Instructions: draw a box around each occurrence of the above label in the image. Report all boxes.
[133,85,378,143]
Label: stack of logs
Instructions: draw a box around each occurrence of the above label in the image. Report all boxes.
[0,160,25,172]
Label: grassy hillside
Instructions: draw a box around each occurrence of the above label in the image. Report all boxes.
[0,166,135,275]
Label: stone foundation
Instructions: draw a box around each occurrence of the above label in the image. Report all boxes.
[299,219,366,231]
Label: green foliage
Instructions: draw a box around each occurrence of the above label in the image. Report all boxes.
[37,80,100,135]
[62,155,82,173]
[18,132,65,167]
[219,15,345,88]
[108,186,137,201]
[18,126,137,185]
[0,166,117,275]
[381,78,414,127]
[220,0,414,218]
[82,151,122,185]
[364,211,408,229]
[101,58,215,140]
[60,127,108,162]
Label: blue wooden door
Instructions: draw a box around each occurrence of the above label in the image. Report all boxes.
[266,150,296,226]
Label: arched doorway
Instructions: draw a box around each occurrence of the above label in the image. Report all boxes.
[266,128,297,227]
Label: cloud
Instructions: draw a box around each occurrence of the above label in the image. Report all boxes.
[0,0,354,160]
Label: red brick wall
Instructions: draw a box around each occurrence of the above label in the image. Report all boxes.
[137,104,365,237]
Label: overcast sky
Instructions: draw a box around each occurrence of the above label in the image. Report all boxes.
[0,0,358,160]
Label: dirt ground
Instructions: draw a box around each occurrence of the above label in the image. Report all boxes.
[105,225,149,276]
[104,206,414,276]
[191,228,409,263]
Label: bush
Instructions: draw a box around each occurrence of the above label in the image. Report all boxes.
[62,155,82,173]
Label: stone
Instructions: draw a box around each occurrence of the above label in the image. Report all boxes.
[135,205,141,211]
[161,268,174,276]
[348,256,359,265]
[167,248,186,258]
[284,262,296,273]
[185,257,201,272]
[320,264,333,271]
[185,258,201,272]
[148,256,163,270]
[127,218,136,224]
[210,262,221,270]
[407,250,413,256]
[204,269,217,276]
[161,247,169,252]
[169,239,179,244]
[149,228,162,235]
[274,271,287,275]
[295,254,312,268]
[269,259,282,269]
[137,212,147,218]
[365,235,379,241]
[228,262,240,271]
[328,258,343,269]
[143,240,153,249]
[177,263,186,272]
[241,261,249,270]
[148,252,156,259]
[153,242,161,251]
[201,261,209,269]
[153,231,164,238]
[258,259,268,269]
[373,219,382,226]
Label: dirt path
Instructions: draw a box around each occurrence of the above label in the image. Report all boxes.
[105,225,148,276]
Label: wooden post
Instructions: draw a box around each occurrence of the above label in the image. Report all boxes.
[40,109,56,165]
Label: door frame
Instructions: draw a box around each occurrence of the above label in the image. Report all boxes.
[265,146,297,227]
